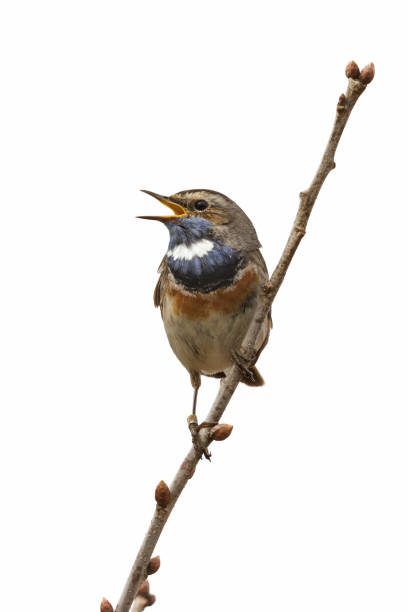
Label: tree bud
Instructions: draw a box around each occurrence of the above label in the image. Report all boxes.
[147,555,160,575]
[155,480,170,508]
[345,61,360,79]
[138,580,150,595]
[360,62,375,84]
[100,598,114,612]
[210,424,233,441]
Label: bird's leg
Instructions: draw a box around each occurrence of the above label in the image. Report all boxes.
[187,374,200,435]
[187,387,201,450]
[192,386,199,416]
[187,372,212,461]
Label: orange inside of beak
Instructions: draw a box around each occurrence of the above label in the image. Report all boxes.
[140,190,187,218]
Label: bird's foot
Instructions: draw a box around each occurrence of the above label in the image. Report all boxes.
[262,280,274,297]
[187,415,215,461]
[197,421,218,431]
[231,348,257,383]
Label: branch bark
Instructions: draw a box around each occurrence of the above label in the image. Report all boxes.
[114,62,374,612]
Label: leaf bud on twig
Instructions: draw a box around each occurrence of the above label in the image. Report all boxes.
[360,62,375,84]
[138,580,150,596]
[345,60,360,79]
[100,598,114,612]
[337,93,346,112]
[146,555,160,575]
[210,424,233,441]
[155,480,170,508]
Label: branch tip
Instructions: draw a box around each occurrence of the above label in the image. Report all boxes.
[210,423,233,441]
[360,62,375,84]
[345,60,360,79]
[146,555,161,575]
[155,481,170,508]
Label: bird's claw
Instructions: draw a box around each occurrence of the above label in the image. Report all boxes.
[231,348,257,383]
[187,415,212,461]
[262,280,274,296]
[197,421,218,432]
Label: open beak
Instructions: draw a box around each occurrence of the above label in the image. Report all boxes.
[138,190,187,221]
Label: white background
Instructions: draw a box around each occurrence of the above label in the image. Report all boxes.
[0,1,407,611]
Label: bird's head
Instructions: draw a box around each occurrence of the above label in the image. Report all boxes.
[138,188,261,252]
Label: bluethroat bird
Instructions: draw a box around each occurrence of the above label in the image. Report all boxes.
[139,189,271,449]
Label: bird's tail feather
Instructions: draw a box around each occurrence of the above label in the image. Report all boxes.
[208,367,265,386]
[240,366,264,387]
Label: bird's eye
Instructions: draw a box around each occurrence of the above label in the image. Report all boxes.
[194,200,208,211]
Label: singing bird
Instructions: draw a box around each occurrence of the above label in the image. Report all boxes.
[139,189,271,423]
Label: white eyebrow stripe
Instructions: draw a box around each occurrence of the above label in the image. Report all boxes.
[167,239,214,261]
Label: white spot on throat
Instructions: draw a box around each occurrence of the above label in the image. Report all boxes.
[167,239,214,261]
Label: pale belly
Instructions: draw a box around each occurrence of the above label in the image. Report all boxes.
[161,289,268,376]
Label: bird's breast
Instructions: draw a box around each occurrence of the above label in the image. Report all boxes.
[166,267,260,320]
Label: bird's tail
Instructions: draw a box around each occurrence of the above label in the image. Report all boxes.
[240,365,265,387]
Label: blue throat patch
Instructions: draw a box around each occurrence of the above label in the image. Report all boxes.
[164,217,241,292]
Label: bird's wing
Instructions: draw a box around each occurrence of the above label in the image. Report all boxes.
[153,257,169,312]
[248,248,269,281]
[247,248,272,325]
[247,249,273,367]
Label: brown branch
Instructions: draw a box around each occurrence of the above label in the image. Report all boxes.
[113,61,374,612]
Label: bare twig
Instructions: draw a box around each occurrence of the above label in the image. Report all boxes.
[114,62,374,612]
